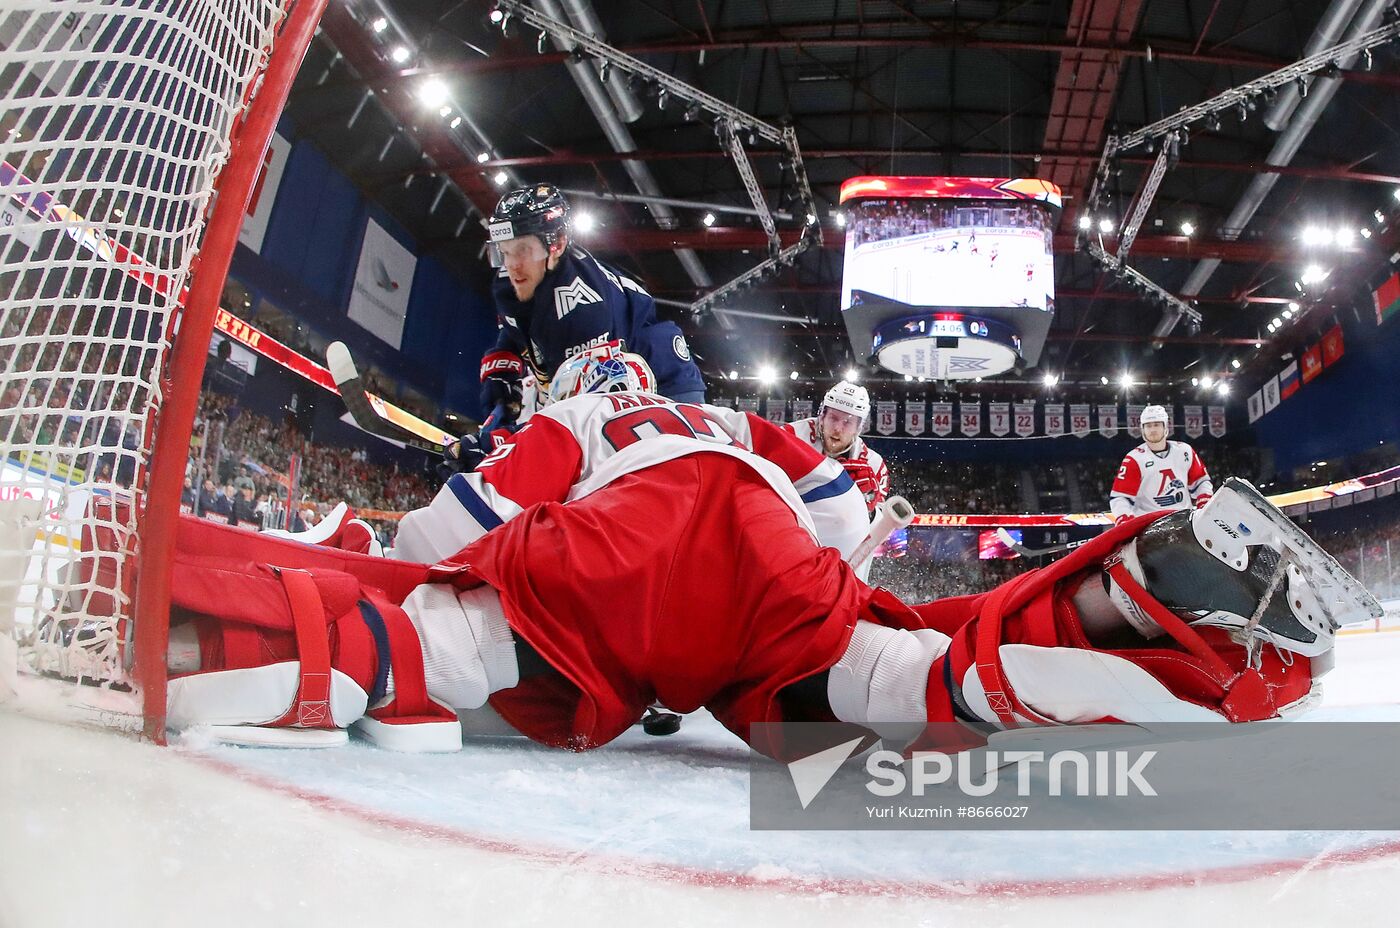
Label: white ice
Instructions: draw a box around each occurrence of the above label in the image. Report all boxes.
[3,624,1400,927]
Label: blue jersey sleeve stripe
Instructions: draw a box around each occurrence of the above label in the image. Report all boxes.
[446,474,505,532]
[800,471,855,504]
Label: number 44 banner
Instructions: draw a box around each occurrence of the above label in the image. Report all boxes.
[930,401,954,436]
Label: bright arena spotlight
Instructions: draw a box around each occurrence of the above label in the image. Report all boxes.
[837,176,1061,381]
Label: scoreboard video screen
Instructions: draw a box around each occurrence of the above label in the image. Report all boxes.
[838,176,1062,379]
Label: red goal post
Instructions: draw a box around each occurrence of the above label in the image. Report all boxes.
[0,0,329,740]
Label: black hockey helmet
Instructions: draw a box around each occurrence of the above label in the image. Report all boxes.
[489,184,570,248]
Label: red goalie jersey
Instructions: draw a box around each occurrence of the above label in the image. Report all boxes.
[1109,440,1213,522]
[392,393,871,569]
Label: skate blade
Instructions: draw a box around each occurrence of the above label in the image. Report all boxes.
[1193,478,1382,629]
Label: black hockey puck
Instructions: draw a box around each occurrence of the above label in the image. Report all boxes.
[642,710,681,736]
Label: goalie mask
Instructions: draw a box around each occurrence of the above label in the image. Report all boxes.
[547,347,657,404]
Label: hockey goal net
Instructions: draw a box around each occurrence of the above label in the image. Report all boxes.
[0,0,326,739]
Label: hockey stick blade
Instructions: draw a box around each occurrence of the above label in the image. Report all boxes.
[994,527,1092,559]
[325,342,446,455]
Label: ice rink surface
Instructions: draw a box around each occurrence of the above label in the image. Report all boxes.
[3,624,1400,928]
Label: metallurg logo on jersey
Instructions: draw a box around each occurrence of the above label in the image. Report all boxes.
[553,279,602,319]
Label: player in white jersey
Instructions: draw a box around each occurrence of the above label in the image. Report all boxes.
[1109,404,1214,523]
[786,381,890,517]
[389,351,871,573]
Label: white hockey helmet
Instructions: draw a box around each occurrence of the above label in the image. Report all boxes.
[548,345,656,404]
[1140,404,1170,426]
[821,381,871,423]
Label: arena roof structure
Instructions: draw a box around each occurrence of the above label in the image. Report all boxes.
[282,0,1400,399]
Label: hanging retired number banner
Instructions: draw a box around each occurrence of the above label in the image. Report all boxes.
[876,400,898,435]
[1208,405,1227,438]
[737,397,759,414]
[765,397,787,423]
[1013,401,1036,437]
[1183,404,1203,438]
[1044,403,1065,437]
[1070,403,1092,438]
[959,400,982,436]
[791,399,812,421]
[930,401,954,436]
[1098,404,1119,438]
[989,401,1011,436]
[1126,404,1145,438]
[905,399,927,436]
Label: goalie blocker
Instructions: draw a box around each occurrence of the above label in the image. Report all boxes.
[149,471,1377,752]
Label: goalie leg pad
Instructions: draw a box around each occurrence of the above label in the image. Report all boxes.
[166,544,461,751]
[919,511,1322,732]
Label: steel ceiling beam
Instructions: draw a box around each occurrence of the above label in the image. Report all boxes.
[580,227,1358,263]
[318,3,501,217]
[425,31,1400,91]
[454,148,1400,186]
[1040,0,1146,211]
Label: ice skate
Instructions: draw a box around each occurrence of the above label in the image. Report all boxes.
[1104,478,1381,659]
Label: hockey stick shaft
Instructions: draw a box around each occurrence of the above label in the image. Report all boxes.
[851,495,915,567]
[326,342,447,455]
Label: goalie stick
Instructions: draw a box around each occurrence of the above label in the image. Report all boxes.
[325,342,448,455]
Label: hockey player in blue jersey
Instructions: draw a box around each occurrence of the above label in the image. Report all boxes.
[447,185,707,476]
[478,183,704,416]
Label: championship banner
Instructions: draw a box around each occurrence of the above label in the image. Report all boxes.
[904,400,927,436]
[1126,404,1145,439]
[737,397,760,414]
[875,400,898,436]
[237,132,291,253]
[1301,344,1322,384]
[791,399,812,421]
[1208,405,1227,438]
[1321,323,1345,367]
[1183,405,1203,439]
[1044,403,1065,437]
[1097,404,1119,438]
[930,401,954,436]
[1013,401,1036,437]
[1070,404,1092,438]
[959,401,982,436]
[764,398,787,424]
[1262,376,1280,413]
[348,218,417,349]
[988,401,1010,437]
[1247,390,1263,423]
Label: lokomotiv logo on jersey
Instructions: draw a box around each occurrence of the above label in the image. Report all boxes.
[1153,469,1185,506]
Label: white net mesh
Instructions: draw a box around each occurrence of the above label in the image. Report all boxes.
[0,1,290,698]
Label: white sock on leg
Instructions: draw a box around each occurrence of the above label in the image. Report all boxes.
[826,621,950,739]
[400,584,519,709]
